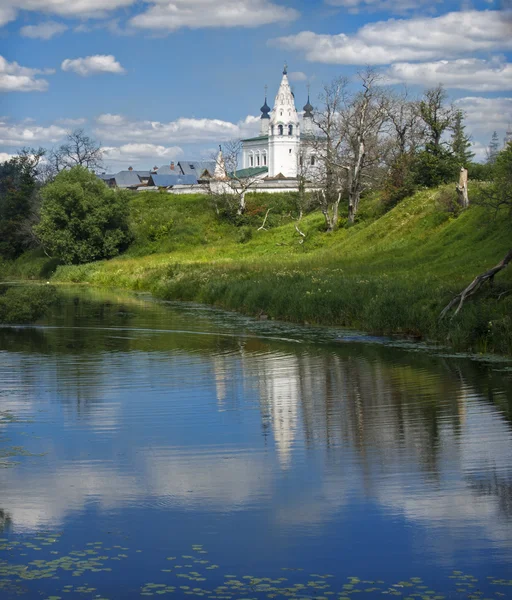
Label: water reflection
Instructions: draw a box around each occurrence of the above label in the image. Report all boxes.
[1,287,512,578]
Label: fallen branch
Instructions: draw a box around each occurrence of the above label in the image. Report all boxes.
[440,248,512,320]
[258,208,271,231]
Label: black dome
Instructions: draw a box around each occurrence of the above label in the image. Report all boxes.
[303,95,313,118]
[260,97,271,119]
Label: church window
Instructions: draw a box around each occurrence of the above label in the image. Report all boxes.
[299,156,303,167]
[289,149,292,154]
[250,154,254,167]
[310,155,316,166]
[278,124,283,136]
[288,124,293,136]
[262,152,267,166]
[256,153,260,166]
[280,110,283,117]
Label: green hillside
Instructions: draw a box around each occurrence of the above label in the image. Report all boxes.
[5,187,512,354]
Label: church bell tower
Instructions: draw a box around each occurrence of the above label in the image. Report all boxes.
[268,64,301,178]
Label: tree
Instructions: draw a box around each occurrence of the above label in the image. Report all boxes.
[450,110,474,166]
[419,85,455,149]
[311,76,348,231]
[205,141,261,219]
[487,131,500,165]
[412,144,458,188]
[34,167,131,264]
[0,148,45,259]
[441,142,512,318]
[49,128,103,176]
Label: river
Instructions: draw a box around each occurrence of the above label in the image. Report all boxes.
[1,286,511,599]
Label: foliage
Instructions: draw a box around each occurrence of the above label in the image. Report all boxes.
[412,143,458,188]
[467,161,493,181]
[0,285,58,324]
[46,187,512,355]
[487,131,500,165]
[450,110,474,166]
[34,167,131,264]
[475,141,512,213]
[381,153,417,211]
[0,150,44,259]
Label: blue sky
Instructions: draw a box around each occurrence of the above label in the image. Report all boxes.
[0,0,511,170]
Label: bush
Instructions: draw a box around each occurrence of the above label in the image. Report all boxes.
[35,167,132,264]
[0,285,58,323]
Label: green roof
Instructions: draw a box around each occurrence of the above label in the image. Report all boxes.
[230,166,268,179]
[241,135,269,143]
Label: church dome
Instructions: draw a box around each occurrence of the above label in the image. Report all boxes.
[303,95,313,118]
[260,97,271,120]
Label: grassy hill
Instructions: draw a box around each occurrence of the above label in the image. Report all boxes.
[4,187,512,354]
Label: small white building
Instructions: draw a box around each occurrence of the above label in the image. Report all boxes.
[242,65,316,179]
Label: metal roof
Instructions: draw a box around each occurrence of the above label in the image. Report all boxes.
[178,161,216,176]
[230,166,268,179]
[241,135,269,143]
[150,174,198,187]
[113,171,146,188]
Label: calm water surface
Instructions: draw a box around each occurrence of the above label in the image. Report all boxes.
[1,287,512,599]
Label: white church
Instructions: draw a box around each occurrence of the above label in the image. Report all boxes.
[241,64,316,179]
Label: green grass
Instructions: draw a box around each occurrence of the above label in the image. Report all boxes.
[4,187,512,354]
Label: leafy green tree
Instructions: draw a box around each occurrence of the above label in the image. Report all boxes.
[450,110,474,166]
[34,167,132,264]
[0,149,44,259]
[412,143,458,188]
[419,86,455,149]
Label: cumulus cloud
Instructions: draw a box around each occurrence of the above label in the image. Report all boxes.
[94,113,259,144]
[288,71,308,82]
[0,0,137,27]
[102,143,183,167]
[0,151,14,162]
[271,10,512,65]
[130,0,299,31]
[383,58,512,92]
[61,55,125,76]
[455,97,512,137]
[0,117,67,146]
[0,55,52,92]
[20,20,67,39]
[325,0,442,13]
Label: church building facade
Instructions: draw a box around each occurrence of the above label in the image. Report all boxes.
[241,66,315,179]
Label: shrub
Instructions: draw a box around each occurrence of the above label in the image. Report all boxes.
[35,167,132,264]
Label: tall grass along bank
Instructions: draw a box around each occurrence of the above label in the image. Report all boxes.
[5,188,512,355]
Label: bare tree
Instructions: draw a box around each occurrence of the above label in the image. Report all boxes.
[50,128,103,173]
[338,68,391,224]
[386,87,425,161]
[311,77,349,231]
[205,140,262,218]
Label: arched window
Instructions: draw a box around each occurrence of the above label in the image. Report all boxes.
[256,152,260,166]
[299,156,303,167]
[250,153,254,167]
[310,155,316,166]
[288,124,293,136]
[271,125,274,135]
[280,110,283,117]
[262,152,267,166]
[278,124,283,136]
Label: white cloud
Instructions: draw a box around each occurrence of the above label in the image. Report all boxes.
[0,151,14,162]
[383,58,512,91]
[130,0,299,31]
[455,96,512,138]
[94,113,259,144]
[0,55,51,92]
[0,0,137,27]
[61,54,125,76]
[325,0,442,13]
[271,10,512,65]
[20,20,67,39]
[102,143,183,167]
[0,117,67,146]
[288,71,308,82]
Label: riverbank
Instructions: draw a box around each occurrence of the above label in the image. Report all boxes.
[3,188,512,354]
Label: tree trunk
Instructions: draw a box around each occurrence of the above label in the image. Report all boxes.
[456,167,469,209]
[440,248,512,319]
[237,191,246,215]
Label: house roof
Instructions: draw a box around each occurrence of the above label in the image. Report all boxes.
[98,173,115,180]
[178,161,216,176]
[113,171,147,188]
[230,166,268,179]
[150,174,198,187]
